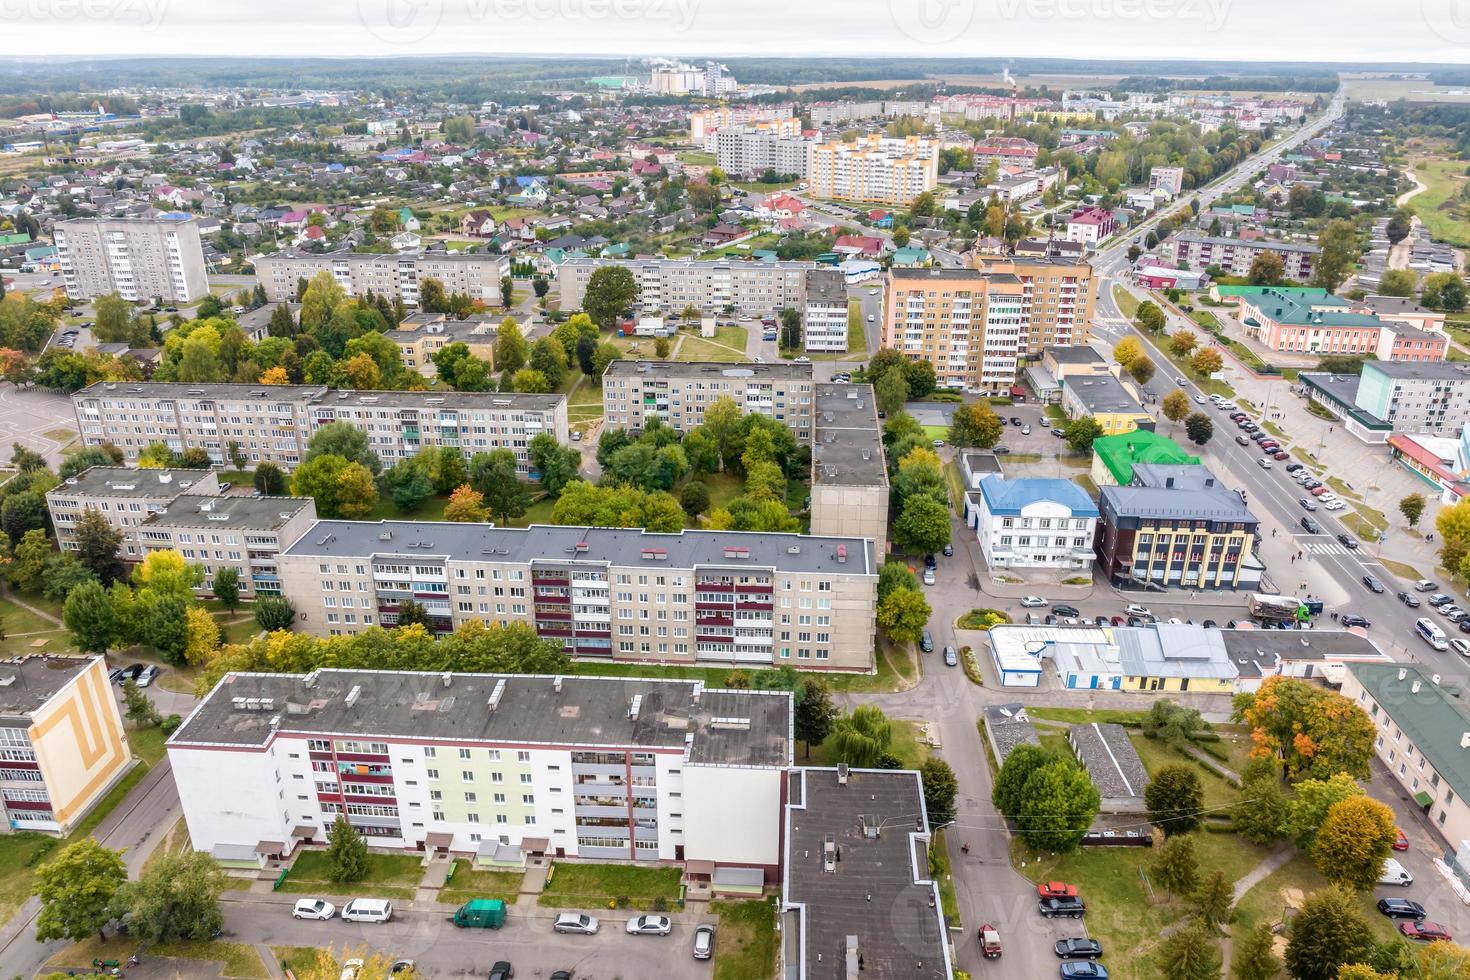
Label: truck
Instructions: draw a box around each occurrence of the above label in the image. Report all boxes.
[452,898,507,929]
[1249,593,1311,623]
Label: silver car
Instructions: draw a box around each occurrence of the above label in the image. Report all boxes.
[693,923,715,959]
[626,914,672,936]
[553,912,599,934]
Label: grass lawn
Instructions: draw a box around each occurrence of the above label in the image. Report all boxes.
[217,614,260,647]
[700,233,780,260]
[846,299,870,356]
[1027,706,1150,726]
[42,427,77,442]
[46,935,140,969]
[1130,733,1238,811]
[128,724,168,765]
[713,898,778,980]
[807,718,930,769]
[538,862,682,910]
[278,850,425,901]
[500,496,557,528]
[1112,284,1141,319]
[732,179,799,193]
[150,939,270,979]
[0,595,65,637]
[701,471,745,512]
[678,150,717,167]
[921,424,948,442]
[1233,851,1399,946]
[365,493,450,522]
[1408,157,1470,247]
[1378,556,1425,582]
[677,334,747,362]
[438,858,525,905]
[931,828,961,928]
[271,947,324,975]
[1188,309,1221,332]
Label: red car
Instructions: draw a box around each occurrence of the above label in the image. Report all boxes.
[1038,881,1079,899]
[1394,828,1410,851]
[1400,920,1452,942]
[1273,452,1289,461]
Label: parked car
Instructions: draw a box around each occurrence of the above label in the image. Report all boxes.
[1273,451,1289,461]
[1394,828,1410,851]
[1451,639,1470,657]
[292,899,335,920]
[340,959,364,980]
[1400,921,1452,942]
[1324,500,1346,511]
[1038,882,1079,899]
[1124,604,1152,618]
[1060,963,1109,979]
[1039,897,1086,918]
[135,665,160,687]
[1377,898,1426,919]
[1398,592,1422,608]
[1020,596,1049,608]
[1362,575,1385,593]
[1285,463,1304,473]
[626,915,672,936]
[692,923,715,960]
[1416,580,1439,592]
[1429,593,1454,607]
[488,963,513,980]
[942,542,953,557]
[1340,614,1371,629]
[553,913,600,935]
[1054,938,1103,959]
[919,629,934,653]
[943,646,958,667]
[1052,604,1081,618]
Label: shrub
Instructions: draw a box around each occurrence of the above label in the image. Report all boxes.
[958,608,1010,630]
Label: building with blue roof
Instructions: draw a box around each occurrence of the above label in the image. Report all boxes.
[963,475,1099,571]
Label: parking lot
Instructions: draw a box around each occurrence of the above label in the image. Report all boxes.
[906,400,1064,456]
[0,383,79,465]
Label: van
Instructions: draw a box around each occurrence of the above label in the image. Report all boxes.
[453,898,506,928]
[1379,858,1414,887]
[1416,617,1448,651]
[340,899,393,923]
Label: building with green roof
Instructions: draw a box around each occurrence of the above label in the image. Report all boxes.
[1343,662,1470,850]
[1210,285,1330,304]
[1090,430,1200,487]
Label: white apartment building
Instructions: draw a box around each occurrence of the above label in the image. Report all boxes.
[601,361,815,441]
[965,475,1099,571]
[137,495,317,599]
[556,258,815,319]
[46,466,220,560]
[254,252,505,308]
[169,670,791,876]
[688,103,795,140]
[1149,166,1185,195]
[713,124,811,178]
[275,521,877,672]
[803,268,848,353]
[54,215,209,303]
[71,382,568,475]
[805,135,939,206]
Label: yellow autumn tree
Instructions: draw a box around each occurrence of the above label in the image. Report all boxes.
[443,484,489,522]
[258,365,289,384]
[182,605,220,667]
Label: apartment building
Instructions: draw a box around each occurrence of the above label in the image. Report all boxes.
[384,314,499,377]
[54,215,209,303]
[254,251,506,308]
[138,495,317,599]
[1163,234,1318,281]
[169,669,791,875]
[556,258,815,319]
[971,254,1097,353]
[276,522,877,671]
[1065,206,1117,246]
[688,103,795,140]
[1149,165,1185,195]
[47,466,220,560]
[0,656,132,836]
[71,382,569,475]
[810,384,890,560]
[883,267,1026,394]
[805,135,939,206]
[803,268,849,353]
[713,123,810,178]
[601,361,815,441]
[1096,464,1263,590]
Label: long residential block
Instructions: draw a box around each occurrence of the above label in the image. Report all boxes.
[810,383,890,560]
[138,495,318,600]
[276,521,877,671]
[169,669,791,873]
[254,251,506,307]
[55,214,209,303]
[602,360,816,440]
[71,382,568,474]
[1162,233,1318,281]
[47,466,220,560]
[556,257,815,318]
[806,135,939,206]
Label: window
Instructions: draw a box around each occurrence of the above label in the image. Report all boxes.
[462,770,474,783]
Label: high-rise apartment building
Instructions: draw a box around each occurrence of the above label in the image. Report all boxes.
[602,361,816,440]
[71,382,568,474]
[803,269,849,353]
[883,267,1027,393]
[54,215,209,303]
[557,258,815,319]
[254,252,506,307]
[713,123,810,178]
[971,254,1097,352]
[805,135,939,206]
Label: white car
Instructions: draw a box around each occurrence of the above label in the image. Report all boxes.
[1452,639,1470,658]
[1193,394,1206,404]
[340,959,364,980]
[1020,596,1049,608]
[1125,604,1153,618]
[626,914,673,936]
[554,912,600,934]
[292,898,336,920]
[1257,458,1272,469]
[1323,500,1346,510]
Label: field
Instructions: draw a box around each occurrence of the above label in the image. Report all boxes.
[1407,156,1470,247]
[1344,77,1470,104]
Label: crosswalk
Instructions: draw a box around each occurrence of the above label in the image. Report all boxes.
[1303,541,1361,558]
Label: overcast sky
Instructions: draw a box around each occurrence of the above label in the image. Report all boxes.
[6,0,1470,65]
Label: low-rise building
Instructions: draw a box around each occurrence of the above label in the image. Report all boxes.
[602,361,815,440]
[803,269,849,353]
[47,466,220,560]
[137,495,317,600]
[0,656,132,835]
[1237,288,1446,361]
[1163,234,1318,281]
[1090,430,1200,487]
[1363,295,1448,335]
[810,384,889,561]
[963,477,1098,572]
[384,315,499,376]
[1069,722,1148,811]
[1096,464,1262,590]
[169,669,791,873]
[980,703,1041,764]
[1061,374,1151,436]
[1065,206,1116,246]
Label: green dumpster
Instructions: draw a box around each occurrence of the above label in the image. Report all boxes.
[453,898,507,929]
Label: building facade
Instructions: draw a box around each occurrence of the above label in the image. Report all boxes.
[967,476,1099,571]
[556,258,815,319]
[601,361,815,440]
[169,670,791,874]
[275,522,877,671]
[971,254,1097,354]
[1237,288,1447,361]
[1149,166,1185,195]
[1301,361,1470,442]
[802,268,848,353]
[1163,234,1318,280]
[805,135,939,206]
[0,656,132,835]
[883,267,1026,393]
[254,252,506,308]
[137,495,317,599]
[713,124,810,178]
[47,466,220,560]
[384,315,500,377]
[1065,206,1116,246]
[71,382,568,475]
[54,215,209,303]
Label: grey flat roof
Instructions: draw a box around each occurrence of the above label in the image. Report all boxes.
[282,521,875,576]
[383,319,496,343]
[1364,295,1437,316]
[1069,722,1148,801]
[805,268,847,304]
[1364,361,1470,382]
[1100,480,1255,522]
[962,451,1003,475]
[1220,628,1391,679]
[74,382,564,412]
[144,495,312,532]
[263,250,501,264]
[785,768,949,980]
[1064,374,1144,414]
[1047,344,1106,364]
[320,389,566,412]
[604,360,814,382]
[49,466,209,498]
[890,266,1019,283]
[813,384,888,487]
[172,669,790,767]
[1176,233,1319,254]
[76,381,330,401]
[0,657,96,720]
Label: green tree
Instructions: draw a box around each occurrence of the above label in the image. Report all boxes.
[121,678,161,727]
[512,367,550,393]
[1146,765,1206,836]
[1379,268,1418,297]
[395,598,432,630]
[582,265,639,331]
[1234,762,1288,845]
[1423,271,1468,312]
[212,565,240,612]
[919,758,958,827]
[1192,869,1235,935]
[324,815,369,883]
[1156,924,1222,980]
[793,678,836,759]
[875,584,930,645]
[495,316,528,375]
[1231,923,1282,980]
[948,401,1002,448]
[500,274,514,308]
[1283,772,1366,850]
[34,838,128,942]
[875,369,909,416]
[291,454,378,519]
[1400,492,1426,529]
[1311,795,1397,891]
[827,704,893,768]
[8,527,50,592]
[1162,390,1191,426]
[1386,209,1413,245]
[384,458,433,512]
[1313,219,1360,292]
[892,495,950,555]
[1063,416,1104,454]
[1,489,45,545]
[992,743,1057,817]
[469,449,529,522]
[1136,300,1166,332]
[1129,354,1156,387]
[1248,250,1286,286]
[1284,887,1374,980]
[1185,412,1214,446]
[529,336,566,389]
[92,293,136,344]
[63,580,116,653]
[1016,760,1100,852]
[1141,700,1206,747]
[253,461,288,496]
[304,421,381,475]
[679,480,711,518]
[431,446,468,496]
[529,432,581,498]
[255,596,295,631]
[1152,832,1201,896]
